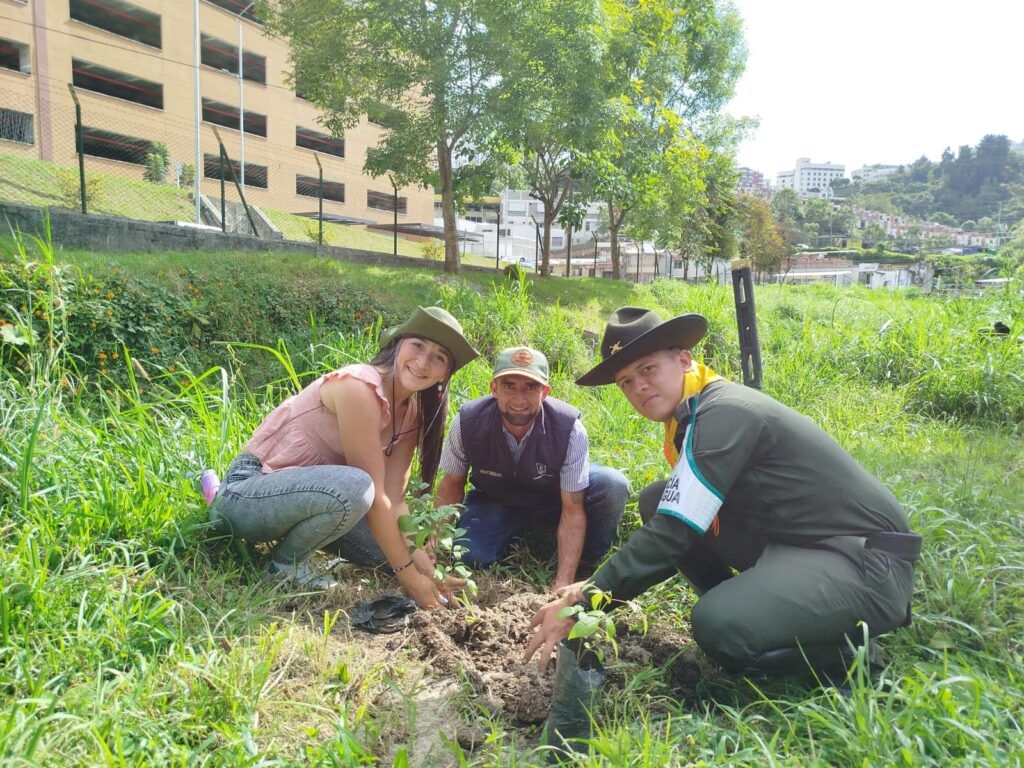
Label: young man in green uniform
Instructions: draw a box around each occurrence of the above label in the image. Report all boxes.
[525,307,922,680]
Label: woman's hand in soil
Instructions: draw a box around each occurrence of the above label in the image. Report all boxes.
[438,573,467,604]
[523,596,575,674]
[412,547,436,578]
[398,568,445,610]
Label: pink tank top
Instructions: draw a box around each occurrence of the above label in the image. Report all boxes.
[244,364,412,473]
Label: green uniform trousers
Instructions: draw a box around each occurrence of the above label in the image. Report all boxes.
[638,481,915,675]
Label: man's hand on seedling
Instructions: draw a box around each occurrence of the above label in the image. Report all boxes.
[524,579,587,674]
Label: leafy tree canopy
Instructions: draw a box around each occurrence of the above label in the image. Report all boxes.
[850,134,1024,229]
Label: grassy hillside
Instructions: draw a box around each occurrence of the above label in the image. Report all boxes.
[2,233,1023,765]
[0,151,499,268]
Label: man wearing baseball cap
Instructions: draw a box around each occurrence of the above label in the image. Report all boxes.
[525,308,921,685]
[435,346,629,589]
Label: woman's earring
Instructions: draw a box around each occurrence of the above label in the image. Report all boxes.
[437,382,444,393]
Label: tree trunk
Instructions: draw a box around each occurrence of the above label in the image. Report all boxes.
[607,200,621,280]
[541,209,555,276]
[564,222,573,277]
[437,142,461,274]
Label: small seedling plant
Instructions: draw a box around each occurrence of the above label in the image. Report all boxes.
[400,480,476,595]
[556,588,647,663]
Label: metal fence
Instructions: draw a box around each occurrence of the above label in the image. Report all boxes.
[0,84,445,261]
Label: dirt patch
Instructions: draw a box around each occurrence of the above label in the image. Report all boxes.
[389,592,553,724]
[375,588,706,726]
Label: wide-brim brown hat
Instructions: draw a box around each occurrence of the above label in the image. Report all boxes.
[576,307,708,386]
[379,306,479,373]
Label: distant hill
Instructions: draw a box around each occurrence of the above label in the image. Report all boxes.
[848,135,1024,230]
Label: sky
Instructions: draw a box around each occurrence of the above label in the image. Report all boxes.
[725,0,1024,180]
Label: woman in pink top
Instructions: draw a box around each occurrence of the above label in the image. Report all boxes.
[210,306,479,609]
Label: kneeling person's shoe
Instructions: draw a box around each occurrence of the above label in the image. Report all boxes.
[264,559,339,590]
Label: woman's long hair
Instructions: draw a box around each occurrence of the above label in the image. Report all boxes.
[369,336,451,492]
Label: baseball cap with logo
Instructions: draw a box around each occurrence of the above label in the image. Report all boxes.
[491,346,549,386]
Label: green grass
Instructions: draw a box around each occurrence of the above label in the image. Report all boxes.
[2,233,1024,766]
[0,152,196,222]
[2,150,504,269]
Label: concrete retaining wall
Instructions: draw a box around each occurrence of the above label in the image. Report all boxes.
[0,201,500,275]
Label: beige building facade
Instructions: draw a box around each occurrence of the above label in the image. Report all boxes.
[0,0,432,225]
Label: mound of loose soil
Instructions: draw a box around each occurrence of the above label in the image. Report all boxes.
[381,589,705,725]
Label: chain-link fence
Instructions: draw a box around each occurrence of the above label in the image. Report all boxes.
[0,83,445,262]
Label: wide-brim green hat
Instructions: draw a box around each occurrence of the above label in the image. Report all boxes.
[576,307,708,386]
[379,306,479,373]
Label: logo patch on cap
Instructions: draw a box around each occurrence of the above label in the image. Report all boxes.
[511,348,533,367]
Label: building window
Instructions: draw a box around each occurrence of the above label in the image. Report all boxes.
[200,34,266,84]
[72,59,163,110]
[0,107,33,144]
[202,99,266,137]
[203,153,267,188]
[203,0,262,23]
[0,38,30,73]
[367,189,406,214]
[81,126,152,164]
[295,126,344,158]
[296,174,345,202]
[69,0,161,49]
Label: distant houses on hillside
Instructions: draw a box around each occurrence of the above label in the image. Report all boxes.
[775,253,933,290]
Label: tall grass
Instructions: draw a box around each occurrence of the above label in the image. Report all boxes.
[1,232,1023,765]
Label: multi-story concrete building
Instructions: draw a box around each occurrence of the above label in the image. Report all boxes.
[0,0,432,225]
[436,189,607,265]
[852,164,900,183]
[776,158,845,199]
[737,166,770,197]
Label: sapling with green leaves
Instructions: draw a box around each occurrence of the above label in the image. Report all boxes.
[400,480,476,595]
[555,588,648,664]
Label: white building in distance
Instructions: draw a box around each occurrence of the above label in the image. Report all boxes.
[776,158,846,199]
[852,164,901,183]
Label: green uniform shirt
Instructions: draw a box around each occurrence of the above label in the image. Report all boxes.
[592,380,910,603]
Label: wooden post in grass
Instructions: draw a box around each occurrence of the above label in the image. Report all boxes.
[67,85,86,214]
[731,258,763,389]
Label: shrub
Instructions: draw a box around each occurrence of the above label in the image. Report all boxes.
[54,168,102,210]
[420,240,444,261]
[143,143,169,183]
[178,162,196,188]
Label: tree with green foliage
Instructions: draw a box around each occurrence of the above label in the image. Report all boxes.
[268,0,530,274]
[581,0,745,279]
[498,0,606,275]
[851,134,1024,228]
[631,120,741,281]
[1001,221,1024,265]
[862,221,887,247]
[736,193,788,281]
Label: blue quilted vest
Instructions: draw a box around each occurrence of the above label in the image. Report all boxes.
[459,395,581,506]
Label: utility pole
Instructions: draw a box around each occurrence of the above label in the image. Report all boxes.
[236,1,256,188]
[193,0,201,223]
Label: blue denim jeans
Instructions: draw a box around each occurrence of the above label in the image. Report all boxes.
[457,464,630,569]
[210,453,378,565]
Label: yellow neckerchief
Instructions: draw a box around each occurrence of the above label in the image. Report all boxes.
[662,362,723,467]
[661,362,724,534]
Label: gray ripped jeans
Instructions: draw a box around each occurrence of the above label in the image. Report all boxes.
[210,453,387,566]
